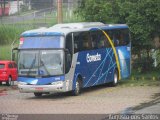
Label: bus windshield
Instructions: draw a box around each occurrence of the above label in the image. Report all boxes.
[18,50,64,77]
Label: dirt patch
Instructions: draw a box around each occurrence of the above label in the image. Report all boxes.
[0,86,159,114]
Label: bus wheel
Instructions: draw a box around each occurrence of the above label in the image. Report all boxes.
[34,93,42,97]
[111,70,118,86]
[72,79,81,96]
[6,76,12,86]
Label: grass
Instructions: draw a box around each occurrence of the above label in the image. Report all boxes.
[11,10,83,27]
[0,24,34,60]
[0,45,11,60]
[119,70,160,87]
[0,24,34,45]
[0,11,83,60]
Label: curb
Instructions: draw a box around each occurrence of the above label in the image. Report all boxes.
[131,76,160,81]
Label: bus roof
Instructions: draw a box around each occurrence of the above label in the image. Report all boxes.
[21,22,128,37]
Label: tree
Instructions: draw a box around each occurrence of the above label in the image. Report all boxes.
[76,0,160,57]
[121,0,160,57]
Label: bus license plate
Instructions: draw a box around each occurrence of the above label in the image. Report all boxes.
[35,87,43,91]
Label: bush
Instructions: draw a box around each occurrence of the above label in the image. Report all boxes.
[20,4,29,12]
[132,57,154,73]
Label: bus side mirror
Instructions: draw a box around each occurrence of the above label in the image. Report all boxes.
[12,53,15,61]
[12,48,18,62]
[65,49,71,63]
[65,49,72,73]
[67,54,71,63]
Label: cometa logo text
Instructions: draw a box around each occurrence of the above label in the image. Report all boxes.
[86,53,101,63]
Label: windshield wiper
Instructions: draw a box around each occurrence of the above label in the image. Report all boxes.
[27,55,37,76]
[40,59,50,76]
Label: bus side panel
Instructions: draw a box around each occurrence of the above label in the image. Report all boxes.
[73,48,116,89]
[117,45,131,79]
[65,53,79,91]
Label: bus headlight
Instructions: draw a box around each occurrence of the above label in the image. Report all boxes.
[51,81,63,86]
[18,81,27,85]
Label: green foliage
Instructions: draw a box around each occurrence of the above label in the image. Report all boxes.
[20,4,29,12]
[0,25,34,60]
[0,25,33,45]
[0,45,11,60]
[76,0,113,23]
[132,57,154,73]
[76,0,160,53]
[119,69,160,87]
[0,25,31,59]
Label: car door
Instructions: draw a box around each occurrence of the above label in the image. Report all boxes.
[7,62,13,79]
[0,63,5,78]
[8,62,16,80]
[11,62,18,80]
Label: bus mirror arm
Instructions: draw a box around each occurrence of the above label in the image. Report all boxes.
[11,47,19,62]
[65,49,71,64]
[65,49,69,52]
[67,54,71,62]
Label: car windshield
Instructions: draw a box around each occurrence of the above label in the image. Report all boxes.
[0,64,5,69]
[18,50,64,77]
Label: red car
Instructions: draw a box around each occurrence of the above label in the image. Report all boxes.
[0,61,18,86]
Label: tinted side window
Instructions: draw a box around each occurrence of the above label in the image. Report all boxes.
[111,29,130,46]
[99,31,110,48]
[13,63,17,68]
[91,30,111,49]
[90,31,99,49]
[81,32,92,50]
[105,30,114,47]
[121,29,130,45]
[8,63,13,68]
[74,31,92,53]
[65,33,73,73]
[74,32,83,53]
[66,33,73,56]
[0,64,5,69]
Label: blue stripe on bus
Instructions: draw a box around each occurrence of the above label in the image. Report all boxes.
[18,76,65,85]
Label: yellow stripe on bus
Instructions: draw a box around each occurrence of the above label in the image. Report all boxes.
[99,29,121,80]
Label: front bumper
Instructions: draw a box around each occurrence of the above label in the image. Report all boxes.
[18,83,66,93]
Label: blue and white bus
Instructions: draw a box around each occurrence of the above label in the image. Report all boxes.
[16,22,131,96]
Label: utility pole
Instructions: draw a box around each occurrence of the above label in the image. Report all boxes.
[17,0,19,14]
[3,0,5,16]
[0,0,2,23]
[57,0,63,23]
[0,0,3,16]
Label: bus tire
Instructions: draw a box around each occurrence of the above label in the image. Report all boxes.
[72,78,81,96]
[34,93,42,97]
[6,76,12,86]
[111,70,118,86]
